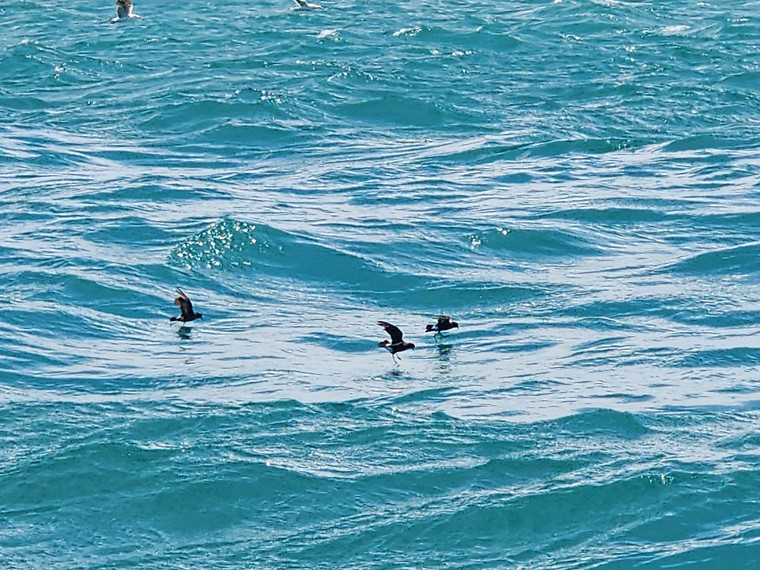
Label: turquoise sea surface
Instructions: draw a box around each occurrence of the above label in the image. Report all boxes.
[3,0,760,567]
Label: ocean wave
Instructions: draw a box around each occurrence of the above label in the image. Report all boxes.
[2,401,759,567]
[667,242,760,276]
[168,218,549,309]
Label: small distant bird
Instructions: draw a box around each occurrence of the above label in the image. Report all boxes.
[293,0,323,10]
[170,288,203,323]
[425,315,459,334]
[110,0,141,23]
[377,321,415,364]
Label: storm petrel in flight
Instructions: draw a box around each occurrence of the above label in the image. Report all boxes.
[110,0,141,23]
[171,288,203,323]
[425,315,459,334]
[377,321,415,364]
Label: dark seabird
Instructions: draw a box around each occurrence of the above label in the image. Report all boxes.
[425,315,459,334]
[110,0,142,23]
[170,288,203,323]
[377,321,415,364]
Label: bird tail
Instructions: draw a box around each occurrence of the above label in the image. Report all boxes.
[170,317,181,322]
[425,325,435,332]
[378,340,390,348]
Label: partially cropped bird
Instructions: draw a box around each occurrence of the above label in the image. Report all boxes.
[292,0,323,10]
[377,321,415,364]
[110,0,141,23]
[170,288,203,323]
[425,315,459,334]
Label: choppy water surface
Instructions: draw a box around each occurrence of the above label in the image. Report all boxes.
[2,0,760,567]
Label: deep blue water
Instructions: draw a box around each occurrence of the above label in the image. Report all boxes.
[2,0,760,567]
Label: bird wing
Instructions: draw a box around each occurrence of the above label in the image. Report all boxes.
[174,296,191,313]
[437,315,451,326]
[378,321,403,344]
[293,0,307,7]
[115,0,131,17]
[174,289,194,318]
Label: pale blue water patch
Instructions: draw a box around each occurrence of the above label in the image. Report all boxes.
[2,0,760,567]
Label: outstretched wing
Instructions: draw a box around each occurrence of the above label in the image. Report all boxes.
[378,321,403,344]
[115,0,131,18]
[293,0,307,7]
[174,288,194,318]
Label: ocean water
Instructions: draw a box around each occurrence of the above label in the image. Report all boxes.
[2,0,760,567]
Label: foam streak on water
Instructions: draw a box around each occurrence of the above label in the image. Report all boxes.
[2,1,760,567]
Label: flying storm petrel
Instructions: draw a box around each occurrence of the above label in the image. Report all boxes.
[425,315,459,334]
[377,321,415,364]
[171,288,203,323]
[110,0,142,23]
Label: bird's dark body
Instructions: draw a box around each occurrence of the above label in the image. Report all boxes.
[425,315,459,333]
[171,288,203,323]
[377,321,415,363]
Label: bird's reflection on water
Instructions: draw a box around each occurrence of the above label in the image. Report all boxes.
[176,326,197,366]
[435,338,455,373]
[436,341,453,361]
